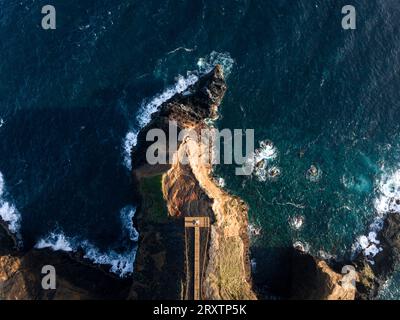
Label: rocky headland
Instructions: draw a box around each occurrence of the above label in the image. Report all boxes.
[129,65,256,300]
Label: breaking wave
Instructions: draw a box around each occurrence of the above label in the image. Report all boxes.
[374,169,400,215]
[122,51,235,170]
[36,232,74,252]
[247,140,280,182]
[288,215,305,231]
[122,73,199,169]
[352,169,400,263]
[35,205,138,278]
[196,51,235,77]
[0,171,22,241]
[293,240,310,253]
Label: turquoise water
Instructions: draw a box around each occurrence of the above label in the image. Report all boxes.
[1,0,400,296]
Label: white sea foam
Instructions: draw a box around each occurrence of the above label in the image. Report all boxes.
[0,172,22,238]
[216,177,225,188]
[36,232,74,252]
[248,140,280,182]
[123,131,138,169]
[306,165,322,182]
[250,258,257,272]
[167,47,196,55]
[288,215,305,231]
[81,241,136,276]
[0,172,4,196]
[123,73,199,169]
[0,118,4,128]
[248,223,262,237]
[120,205,139,242]
[374,169,400,215]
[318,250,337,261]
[35,206,138,278]
[256,140,278,162]
[293,240,310,253]
[123,51,235,170]
[352,169,400,263]
[197,51,235,77]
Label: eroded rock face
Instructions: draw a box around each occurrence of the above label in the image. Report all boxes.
[164,135,256,300]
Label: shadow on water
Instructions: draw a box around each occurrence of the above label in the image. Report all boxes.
[251,246,294,299]
[0,101,135,251]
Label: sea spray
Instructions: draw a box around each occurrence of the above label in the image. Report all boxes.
[374,169,400,215]
[35,206,138,278]
[0,171,22,241]
[352,169,400,263]
[247,140,280,182]
[120,205,139,242]
[123,73,199,169]
[197,51,235,77]
[36,232,74,252]
[122,51,235,170]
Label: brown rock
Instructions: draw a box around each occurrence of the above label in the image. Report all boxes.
[291,249,356,300]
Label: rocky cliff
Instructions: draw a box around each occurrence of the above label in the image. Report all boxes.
[129,65,256,300]
[0,224,131,299]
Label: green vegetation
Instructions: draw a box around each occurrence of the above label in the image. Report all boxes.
[139,175,168,223]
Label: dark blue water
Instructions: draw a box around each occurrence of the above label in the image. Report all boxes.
[1,0,400,296]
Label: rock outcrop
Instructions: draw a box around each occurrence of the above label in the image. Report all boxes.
[290,249,356,300]
[355,213,400,300]
[289,212,400,300]
[129,65,256,300]
[0,225,131,300]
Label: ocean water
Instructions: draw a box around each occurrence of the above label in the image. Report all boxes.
[1,0,400,297]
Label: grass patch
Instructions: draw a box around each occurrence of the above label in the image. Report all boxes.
[140,175,168,223]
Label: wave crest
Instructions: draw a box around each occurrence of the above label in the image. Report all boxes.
[197,51,235,77]
[352,169,400,263]
[122,73,199,169]
[123,51,235,170]
[35,206,138,278]
[0,172,22,240]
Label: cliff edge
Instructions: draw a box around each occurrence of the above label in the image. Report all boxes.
[129,65,256,300]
